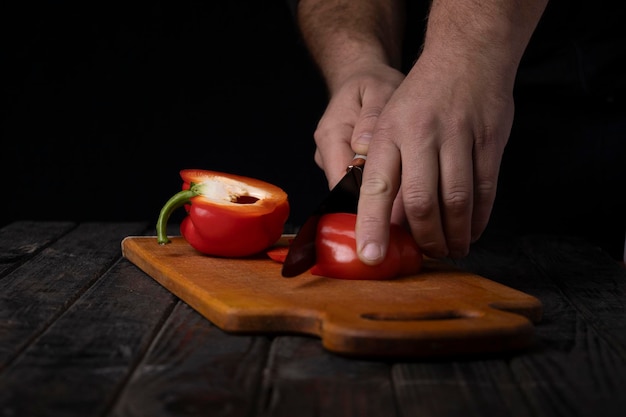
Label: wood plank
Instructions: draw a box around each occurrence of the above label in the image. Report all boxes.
[0,257,177,417]
[257,336,396,417]
[0,221,75,276]
[0,222,150,370]
[112,302,271,417]
[520,235,626,356]
[513,319,626,417]
[393,359,534,417]
[431,233,626,417]
[511,235,626,417]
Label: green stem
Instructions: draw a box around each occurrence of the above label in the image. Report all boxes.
[156,189,196,245]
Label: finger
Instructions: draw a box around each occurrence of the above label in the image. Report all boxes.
[351,118,374,157]
[314,107,360,189]
[390,188,407,227]
[470,140,504,242]
[401,145,449,258]
[350,79,401,156]
[355,140,401,265]
[439,134,474,258]
[350,99,384,156]
[318,143,358,189]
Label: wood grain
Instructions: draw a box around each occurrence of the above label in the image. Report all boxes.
[438,233,626,417]
[122,236,543,357]
[3,222,625,417]
[113,302,271,417]
[0,222,149,370]
[0,221,75,276]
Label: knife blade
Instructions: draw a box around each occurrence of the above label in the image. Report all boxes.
[281,155,366,278]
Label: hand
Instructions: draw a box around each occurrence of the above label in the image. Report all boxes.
[312,61,404,189]
[355,50,515,261]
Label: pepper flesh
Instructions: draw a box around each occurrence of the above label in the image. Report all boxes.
[157,169,289,257]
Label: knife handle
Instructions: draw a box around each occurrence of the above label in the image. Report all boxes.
[348,154,367,171]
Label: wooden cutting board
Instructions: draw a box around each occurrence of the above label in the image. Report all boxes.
[122,236,542,358]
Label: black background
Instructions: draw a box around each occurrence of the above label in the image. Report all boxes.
[2,1,625,259]
[1,1,329,231]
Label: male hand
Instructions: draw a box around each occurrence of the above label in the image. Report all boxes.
[312,61,404,189]
[356,51,514,262]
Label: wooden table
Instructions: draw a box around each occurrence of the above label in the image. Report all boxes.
[1,221,625,417]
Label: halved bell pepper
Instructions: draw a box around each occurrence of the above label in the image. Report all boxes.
[157,169,290,257]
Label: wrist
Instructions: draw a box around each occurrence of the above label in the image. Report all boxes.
[422,0,548,88]
[297,0,404,91]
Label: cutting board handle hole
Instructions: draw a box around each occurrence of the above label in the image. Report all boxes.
[360,310,483,322]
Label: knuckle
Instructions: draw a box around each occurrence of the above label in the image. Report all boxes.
[360,174,393,198]
[359,105,384,121]
[475,179,497,197]
[371,123,395,142]
[403,189,437,220]
[313,149,323,168]
[474,129,509,157]
[313,122,333,145]
[442,189,471,214]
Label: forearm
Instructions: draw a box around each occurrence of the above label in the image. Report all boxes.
[296,0,405,92]
[422,0,548,90]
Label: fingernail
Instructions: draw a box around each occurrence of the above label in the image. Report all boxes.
[360,242,382,262]
[355,133,372,146]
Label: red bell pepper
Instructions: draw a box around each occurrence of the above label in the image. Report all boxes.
[266,212,423,279]
[157,169,290,257]
[310,213,423,280]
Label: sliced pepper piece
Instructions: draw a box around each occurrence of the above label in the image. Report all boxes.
[157,169,289,257]
[266,246,290,263]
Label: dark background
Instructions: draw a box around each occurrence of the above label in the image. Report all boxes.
[1,1,329,231]
[2,1,625,259]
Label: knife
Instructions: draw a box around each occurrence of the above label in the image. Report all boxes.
[281,154,366,278]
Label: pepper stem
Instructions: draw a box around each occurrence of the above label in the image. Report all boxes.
[156,189,196,245]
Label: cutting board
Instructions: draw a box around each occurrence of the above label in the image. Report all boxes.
[122,236,542,358]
